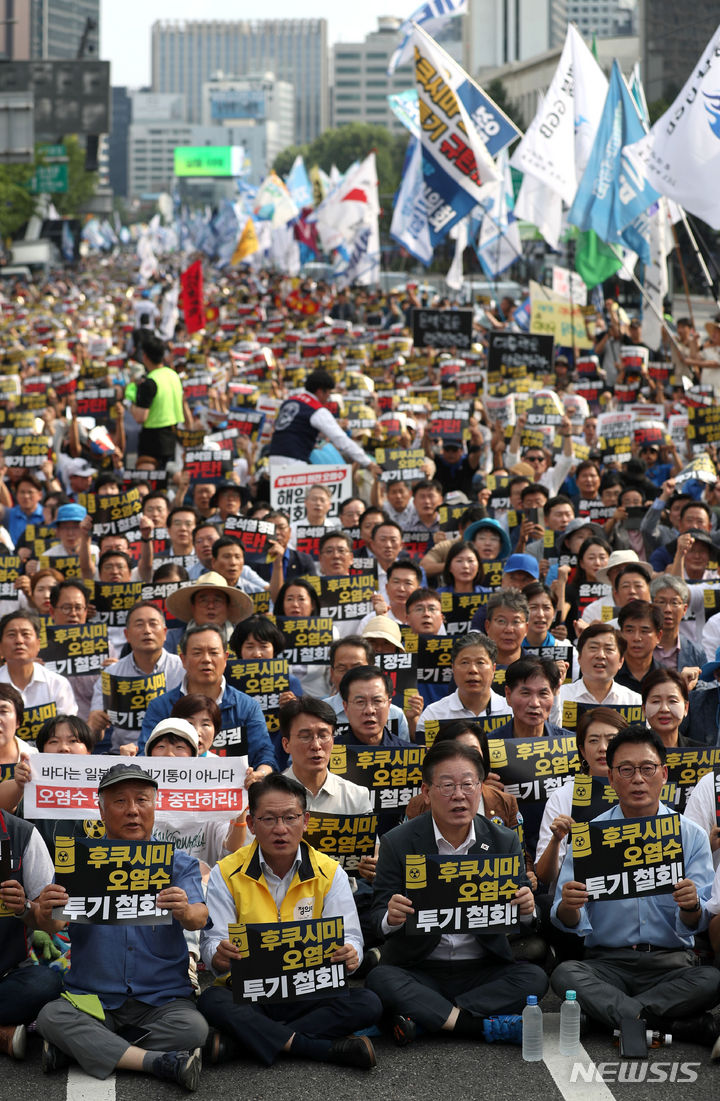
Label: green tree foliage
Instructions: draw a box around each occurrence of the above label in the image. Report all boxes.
[484,78,525,133]
[51,135,97,216]
[0,163,36,239]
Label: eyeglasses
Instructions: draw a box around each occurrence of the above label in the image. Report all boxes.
[525,455,545,463]
[349,697,389,712]
[294,733,334,745]
[432,780,481,797]
[611,763,659,780]
[56,604,85,614]
[253,813,304,827]
[654,599,685,609]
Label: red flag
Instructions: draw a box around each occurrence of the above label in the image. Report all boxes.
[180,260,205,334]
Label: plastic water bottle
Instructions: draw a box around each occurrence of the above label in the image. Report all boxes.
[522,995,543,1062]
[559,989,581,1056]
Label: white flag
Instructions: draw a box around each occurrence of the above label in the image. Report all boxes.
[387,0,468,75]
[315,153,380,257]
[511,25,607,205]
[641,200,671,353]
[624,23,720,229]
[446,218,467,291]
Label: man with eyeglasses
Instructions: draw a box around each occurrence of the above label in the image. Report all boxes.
[324,637,411,741]
[198,773,381,1069]
[504,411,575,496]
[366,740,547,1047]
[551,726,720,1047]
[47,580,96,723]
[335,667,404,748]
[280,697,372,815]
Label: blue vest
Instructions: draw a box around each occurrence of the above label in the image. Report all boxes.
[269,392,323,460]
[0,811,34,974]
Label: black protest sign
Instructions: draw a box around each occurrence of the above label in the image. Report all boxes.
[175,427,207,450]
[375,447,428,483]
[1,432,50,468]
[225,408,266,443]
[53,837,174,924]
[139,581,186,628]
[75,386,115,420]
[571,814,684,901]
[39,623,109,677]
[225,657,290,740]
[487,735,579,804]
[293,525,325,559]
[304,813,378,872]
[38,554,82,579]
[412,309,473,350]
[101,670,166,731]
[183,448,234,483]
[209,724,248,758]
[18,702,57,743]
[571,774,619,822]
[328,744,425,829]
[88,580,144,627]
[404,853,522,935]
[662,747,720,813]
[374,651,418,707]
[0,556,20,597]
[439,591,490,634]
[416,634,454,686]
[487,332,554,379]
[228,918,346,1004]
[78,487,143,541]
[422,714,511,747]
[561,701,645,733]
[224,515,275,556]
[304,574,375,623]
[277,617,334,665]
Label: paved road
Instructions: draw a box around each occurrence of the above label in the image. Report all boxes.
[8,992,719,1101]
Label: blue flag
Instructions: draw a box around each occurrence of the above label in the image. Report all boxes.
[568,59,659,261]
[285,155,313,209]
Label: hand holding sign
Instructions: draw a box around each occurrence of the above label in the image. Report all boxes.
[387,893,414,927]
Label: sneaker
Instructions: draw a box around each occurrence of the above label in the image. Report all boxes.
[0,1024,26,1060]
[152,1048,202,1092]
[327,1035,377,1069]
[391,1014,417,1047]
[483,1015,523,1045]
[41,1039,71,1073]
[202,1029,240,1065]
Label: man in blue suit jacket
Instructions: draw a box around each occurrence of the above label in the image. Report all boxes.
[137,624,277,777]
[366,741,547,1045]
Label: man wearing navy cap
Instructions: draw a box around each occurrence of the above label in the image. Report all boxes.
[36,763,208,1091]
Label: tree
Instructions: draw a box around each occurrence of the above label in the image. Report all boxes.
[484,78,525,133]
[51,135,97,217]
[273,123,408,205]
[0,163,36,239]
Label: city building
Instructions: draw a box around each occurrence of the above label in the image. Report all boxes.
[202,73,293,181]
[0,0,99,60]
[567,0,636,39]
[639,0,718,104]
[467,0,567,75]
[107,86,131,198]
[152,19,328,145]
[332,17,414,134]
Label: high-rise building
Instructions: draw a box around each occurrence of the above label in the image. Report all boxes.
[203,74,294,182]
[332,17,414,134]
[108,86,131,198]
[0,0,99,60]
[152,19,328,145]
[567,0,636,39]
[639,0,718,104]
[467,0,567,75]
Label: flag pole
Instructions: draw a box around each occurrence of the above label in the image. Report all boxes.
[608,244,684,357]
[679,211,720,313]
[670,222,696,328]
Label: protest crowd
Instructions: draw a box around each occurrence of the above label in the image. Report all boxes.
[0,255,720,1089]
[5,8,720,1087]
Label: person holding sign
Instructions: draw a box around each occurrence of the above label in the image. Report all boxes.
[417,634,511,737]
[553,624,642,725]
[198,773,381,1069]
[36,763,209,1090]
[365,740,546,1046]
[0,612,77,718]
[550,727,720,1045]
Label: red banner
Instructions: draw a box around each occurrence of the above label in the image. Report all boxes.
[180,260,205,334]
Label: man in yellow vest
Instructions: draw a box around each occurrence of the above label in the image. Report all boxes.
[198,773,381,1069]
[130,333,185,465]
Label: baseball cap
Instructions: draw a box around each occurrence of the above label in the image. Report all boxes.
[97,763,158,793]
[146,717,199,756]
[66,458,96,479]
[54,503,87,525]
[502,553,539,579]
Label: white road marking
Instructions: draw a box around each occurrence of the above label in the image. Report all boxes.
[66,1066,116,1101]
[543,1012,616,1101]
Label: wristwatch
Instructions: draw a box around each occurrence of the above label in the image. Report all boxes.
[13,898,32,919]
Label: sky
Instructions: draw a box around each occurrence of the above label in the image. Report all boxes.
[100,0,409,88]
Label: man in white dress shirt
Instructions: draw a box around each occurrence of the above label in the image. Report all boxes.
[418,633,512,736]
[0,611,76,716]
[552,622,642,725]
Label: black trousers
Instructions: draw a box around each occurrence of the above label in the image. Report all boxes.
[198,984,382,1066]
[366,956,548,1032]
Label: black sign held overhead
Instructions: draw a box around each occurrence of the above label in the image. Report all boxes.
[487,332,555,376]
[0,837,10,883]
[412,309,473,350]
